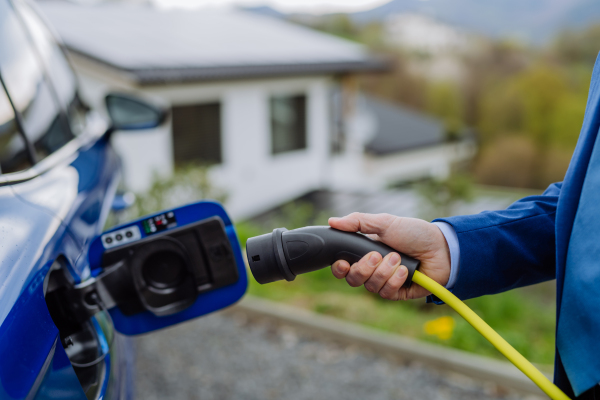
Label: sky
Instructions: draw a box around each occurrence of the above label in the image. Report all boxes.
[152,0,393,14]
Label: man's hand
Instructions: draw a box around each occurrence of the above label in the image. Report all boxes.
[329,213,451,300]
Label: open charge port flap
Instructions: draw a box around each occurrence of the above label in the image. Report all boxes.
[44,262,108,395]
[99,216,239,317]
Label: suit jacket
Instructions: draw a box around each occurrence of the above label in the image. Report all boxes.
[437,54,600,397]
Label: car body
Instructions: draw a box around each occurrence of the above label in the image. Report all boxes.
[0,1,247,399]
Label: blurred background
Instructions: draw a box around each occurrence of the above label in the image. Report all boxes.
[35,0,600,397]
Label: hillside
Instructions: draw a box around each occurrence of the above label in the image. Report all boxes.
[244,0,600,44]
[348,0,600,43]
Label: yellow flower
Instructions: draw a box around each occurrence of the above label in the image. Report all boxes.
[424,316,455,340]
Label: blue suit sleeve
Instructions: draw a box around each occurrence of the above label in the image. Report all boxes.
[431,182,561,301]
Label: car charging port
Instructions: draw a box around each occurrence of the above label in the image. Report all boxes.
[97,215,240,317]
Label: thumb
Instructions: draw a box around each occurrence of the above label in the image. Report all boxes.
[328,212,395,235]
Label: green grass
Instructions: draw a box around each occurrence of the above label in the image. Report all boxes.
[245,264,556,366]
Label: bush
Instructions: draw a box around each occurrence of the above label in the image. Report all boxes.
[475,136,572,188]
[416,173,474,220]
[127,163,227,219]
[475,136,537,188]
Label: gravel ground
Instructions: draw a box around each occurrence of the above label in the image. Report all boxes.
[134,310,537,400]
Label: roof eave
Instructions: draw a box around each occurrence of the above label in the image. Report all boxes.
[66,47,391,86]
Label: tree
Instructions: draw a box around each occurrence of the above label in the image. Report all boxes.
[426,81,464,140]
[477,64,582,187]
[554,24,600,66]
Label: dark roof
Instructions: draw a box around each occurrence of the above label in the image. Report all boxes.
[38,2,387,85]
[364,96,446,155]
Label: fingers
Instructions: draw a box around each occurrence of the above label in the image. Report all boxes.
[330,251,410,300]
[328,212,395,235]
[345,251,382,287]
[363,252,409,301]
[331,260,350,279]
[378,265,409,300]
[363,252,401,294]
[328,211,424,301]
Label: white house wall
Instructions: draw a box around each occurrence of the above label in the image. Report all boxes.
[111,125,174,193]
[214,79,330,219]
[363,141,476,189]
[328,141,476,191]
[70,57,332,219]
[74,71,175,193]
[145,77,331,219]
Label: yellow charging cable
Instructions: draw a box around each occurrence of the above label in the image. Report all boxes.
[411,270,570,400]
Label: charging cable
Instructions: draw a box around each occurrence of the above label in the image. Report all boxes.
[412,270,569,400]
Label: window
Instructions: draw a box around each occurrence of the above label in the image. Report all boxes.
[172,103,222,165]
[15,1,87,136]
[0,0,74,163]
[270,95,306,155]
[0,84,32,174]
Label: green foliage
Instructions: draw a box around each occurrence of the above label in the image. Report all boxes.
[357,22,386,50]
[235,200,330,253]
[426,81,465,140]
[416,174,474,219]
[297,13,386,49]
[295,13,358,42]
[554,23,600,66]
[129,163,227,219]
[271,201,330,230]
[234,221,264,250]
[474,63,588,188]
[548,90,589,148]
[317,14,356,40]
[479,65,571,147]
[475,136,537,188]
[350,16,598,190]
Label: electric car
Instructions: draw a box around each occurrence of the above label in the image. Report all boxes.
[0,1,248,399]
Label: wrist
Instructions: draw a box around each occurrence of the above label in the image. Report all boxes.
[432,221,459,289]
[432,224,451,286]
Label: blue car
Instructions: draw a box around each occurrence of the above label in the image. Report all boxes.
[0,1,247,399]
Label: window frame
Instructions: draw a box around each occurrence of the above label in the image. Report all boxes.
[8,0,74,157]
[269,93,308,156]
[0,0,105,186]
[0,73,36,169]
[15,0,89,136]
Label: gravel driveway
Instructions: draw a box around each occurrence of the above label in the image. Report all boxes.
[134,309,538,400]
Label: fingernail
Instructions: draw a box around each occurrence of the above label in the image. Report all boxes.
[329,217,340,222]
[396,265,408,278]
[368,253,381,267]
[388,253,400,266]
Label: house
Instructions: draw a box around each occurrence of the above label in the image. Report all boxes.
[329,95,475,191]
[38,2,474,219]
